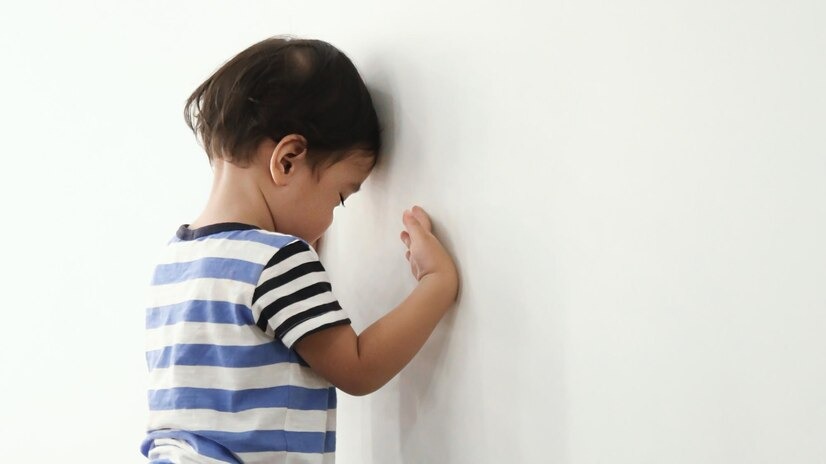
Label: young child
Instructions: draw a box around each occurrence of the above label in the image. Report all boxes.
[140,36,459,463]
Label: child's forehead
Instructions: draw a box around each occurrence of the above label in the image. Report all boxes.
[319,152,374,183]
[340,150,376,172]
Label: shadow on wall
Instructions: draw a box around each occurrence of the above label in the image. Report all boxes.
[360,50,470,463]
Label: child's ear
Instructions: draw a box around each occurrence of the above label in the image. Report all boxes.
[269,134,308,185]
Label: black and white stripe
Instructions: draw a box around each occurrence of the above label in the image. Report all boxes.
[252,239,351,348]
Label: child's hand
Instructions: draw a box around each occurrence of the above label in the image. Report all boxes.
[399,206,458,292]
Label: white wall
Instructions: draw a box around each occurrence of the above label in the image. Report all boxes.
[2,1,823,462]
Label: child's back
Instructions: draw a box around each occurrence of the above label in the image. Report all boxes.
[142,223,346,463]
[141,36,458,464]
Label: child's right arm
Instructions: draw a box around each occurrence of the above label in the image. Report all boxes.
[293,205,459,396]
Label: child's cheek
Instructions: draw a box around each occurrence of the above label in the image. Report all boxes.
[326,210,334,228]
[320,209,334,233]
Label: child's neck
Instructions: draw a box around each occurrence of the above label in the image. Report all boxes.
[189,158,276,232]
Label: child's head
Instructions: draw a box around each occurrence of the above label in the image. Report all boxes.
[183,36,382,243]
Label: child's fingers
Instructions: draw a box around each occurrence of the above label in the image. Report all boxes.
[402,209,427,242]
[400,230,411,248]
[410,205,432,233]
[409,257,419,279]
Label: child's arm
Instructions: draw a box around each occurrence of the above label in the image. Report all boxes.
[294,206,459,396]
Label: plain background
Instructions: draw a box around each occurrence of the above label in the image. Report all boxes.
[1,1,824,462]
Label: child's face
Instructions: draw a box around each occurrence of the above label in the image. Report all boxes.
[271,149,374,245]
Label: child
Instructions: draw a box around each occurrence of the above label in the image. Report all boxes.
[140,36,459,463]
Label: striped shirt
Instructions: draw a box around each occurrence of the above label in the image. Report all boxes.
[140,222,351,464]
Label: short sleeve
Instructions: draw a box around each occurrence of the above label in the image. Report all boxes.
[250,238,351,349]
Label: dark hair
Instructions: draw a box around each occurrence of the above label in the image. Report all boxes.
[184,35,382,174]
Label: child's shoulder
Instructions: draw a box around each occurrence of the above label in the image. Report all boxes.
[164,223,315,261]
[222,227,322,263]
[245,228,313,252]
[170,223,299,243]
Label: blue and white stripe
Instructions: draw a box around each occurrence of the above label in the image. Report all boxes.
[141,224,349,464]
